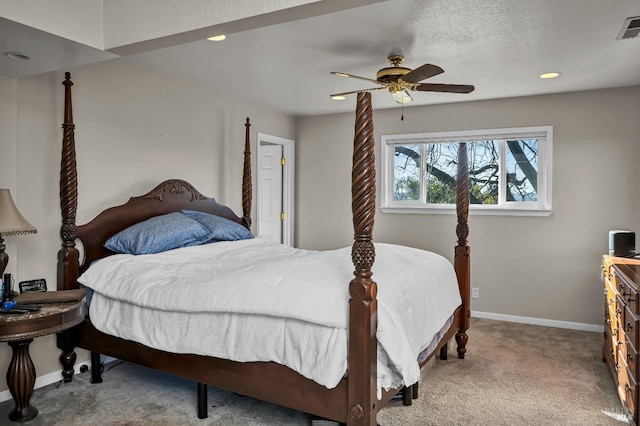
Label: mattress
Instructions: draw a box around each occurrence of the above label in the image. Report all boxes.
[79,237,461,397]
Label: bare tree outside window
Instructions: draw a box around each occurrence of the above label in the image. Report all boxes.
[393,139,539,205]
[393,145,420,201]
[506,140,538,202]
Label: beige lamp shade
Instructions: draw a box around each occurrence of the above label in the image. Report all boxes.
[0,189,37,235]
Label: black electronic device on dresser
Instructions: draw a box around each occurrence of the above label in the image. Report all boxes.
[603,255,640,425]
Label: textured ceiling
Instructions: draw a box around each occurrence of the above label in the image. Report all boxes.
[124,0,640,116]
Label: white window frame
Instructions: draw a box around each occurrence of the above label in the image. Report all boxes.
[380,126,553,216]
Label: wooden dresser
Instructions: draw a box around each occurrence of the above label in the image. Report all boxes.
[603,255,640,424]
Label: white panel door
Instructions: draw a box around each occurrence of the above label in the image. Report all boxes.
[258,144,283,243]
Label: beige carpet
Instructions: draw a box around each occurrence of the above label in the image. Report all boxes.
[378,318,627,426]
[0,318,628,425]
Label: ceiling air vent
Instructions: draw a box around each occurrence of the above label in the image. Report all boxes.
[616,16,640,40]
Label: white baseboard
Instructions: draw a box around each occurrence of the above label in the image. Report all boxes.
[472,310,604,333]
[0,356,117,404]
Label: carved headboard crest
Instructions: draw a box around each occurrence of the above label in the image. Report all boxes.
[141,179,207,202]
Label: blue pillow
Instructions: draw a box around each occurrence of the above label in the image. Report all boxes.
[104,212,212,255]
[181,210,254,242]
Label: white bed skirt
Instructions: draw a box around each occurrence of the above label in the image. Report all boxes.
[81,238,461,397]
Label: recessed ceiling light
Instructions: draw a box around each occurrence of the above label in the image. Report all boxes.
[3,51,30,60]
[207,35,226,42]
[539,72,560,79]
[331,95,346,101]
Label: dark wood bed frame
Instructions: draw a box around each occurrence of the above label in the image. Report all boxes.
[55,72,470,425]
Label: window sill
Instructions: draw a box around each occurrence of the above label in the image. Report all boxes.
[379,205,553,217]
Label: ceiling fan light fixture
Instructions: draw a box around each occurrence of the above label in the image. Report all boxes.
[207,35,226,41]
[392,90,413,104]
[539,72,560,79]
[331,95,346,101]
[329,55,474,104]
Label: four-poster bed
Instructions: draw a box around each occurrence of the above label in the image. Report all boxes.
[55,72,470,425]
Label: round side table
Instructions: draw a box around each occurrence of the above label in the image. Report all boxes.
[0,299,84,422]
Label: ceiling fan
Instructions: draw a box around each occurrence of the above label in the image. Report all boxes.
[330,55,475,104]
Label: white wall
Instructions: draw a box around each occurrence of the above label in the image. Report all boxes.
[0,58,294,395]
[296,85,640,328]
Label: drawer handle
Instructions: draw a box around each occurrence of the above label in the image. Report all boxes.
[607,318,612,324]
[626,383,632,394]
[623,291,629,297]
[626,322,634,332]
[610,298,615,306]
[612,349,616,358]
[617,308,623,315]
[616,363,621,372]
[628,353,634,362]
[614,327,619,335]
[628,296,635,303]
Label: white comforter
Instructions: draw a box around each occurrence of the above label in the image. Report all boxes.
[78,237,461,397]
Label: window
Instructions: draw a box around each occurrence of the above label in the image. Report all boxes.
[380,126,552,215]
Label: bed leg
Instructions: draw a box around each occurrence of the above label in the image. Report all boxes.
[439,343,448,360]
[59,351,76,383]
[90,352,103,384]
[197,382,208,419]
[402,385,413,406]
[57,330,77,383]
[456,329,468,359]
[412,382,419,399]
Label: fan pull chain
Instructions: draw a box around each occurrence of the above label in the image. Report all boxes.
[401,101,404,121]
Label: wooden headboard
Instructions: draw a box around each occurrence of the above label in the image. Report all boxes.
[76,179,248,274]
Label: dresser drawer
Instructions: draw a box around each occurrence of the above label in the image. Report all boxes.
[606,267,625,293]
[626,305,640,351]
[621,334,639,381]
[605,287,619,334]
[605,269,623,295]
[617,295,626,338]
[625,283,640,316]
[618,362,637,408]
[606,307,618,339]
[605,326,618,368]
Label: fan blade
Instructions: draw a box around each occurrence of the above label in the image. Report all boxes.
[415,83,475,93]
[330,87,386,97]
[330,71,383,85]
[401,64,444,83]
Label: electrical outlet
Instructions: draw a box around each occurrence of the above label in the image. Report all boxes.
[472,287,480,299]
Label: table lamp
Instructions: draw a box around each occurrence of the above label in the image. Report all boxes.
[0,189,37,283]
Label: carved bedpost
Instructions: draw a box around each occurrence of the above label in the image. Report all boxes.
[454,142,470,359]
[57,72,81,382]
[242,117,252,229]
[348,92,378,426]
